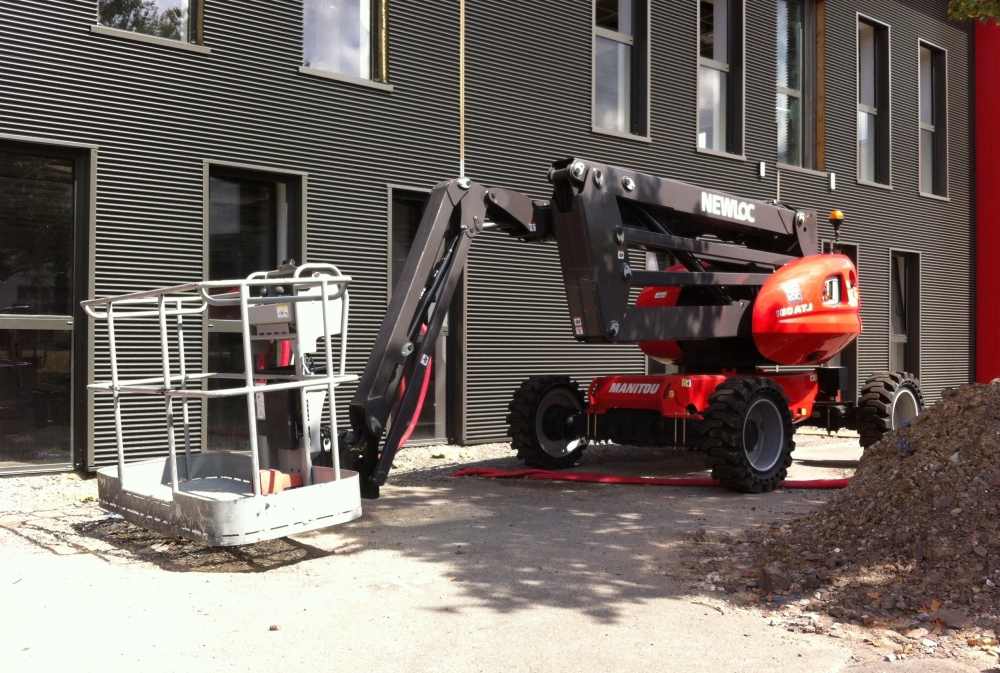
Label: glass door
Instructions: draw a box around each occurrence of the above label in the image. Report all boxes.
[391,189,449,444]
[0,150,76,472]
[205,169,301,451]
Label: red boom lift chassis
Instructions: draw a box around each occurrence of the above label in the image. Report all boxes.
[334,159,925,498]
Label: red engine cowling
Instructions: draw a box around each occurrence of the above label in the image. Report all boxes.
[752,254,861,365]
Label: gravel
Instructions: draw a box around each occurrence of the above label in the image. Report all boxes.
[699,382,1000,663]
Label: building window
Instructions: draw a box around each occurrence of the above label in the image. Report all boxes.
[206,167,302,452]
[303,0,388,83]
[776,0,822,169]
[594,0,648,136]
[390,189,449,444]
[698,0,743,155]
[889,251,919,374]
[857,18,890,185]
[919,43,948,197]
[98,0,203,44]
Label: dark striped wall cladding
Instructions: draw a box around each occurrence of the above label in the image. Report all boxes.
[464,0,973,431]
[0,0,974,462]
[0,0,460,466]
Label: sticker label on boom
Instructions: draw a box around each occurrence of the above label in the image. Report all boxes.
[276,304,290,319]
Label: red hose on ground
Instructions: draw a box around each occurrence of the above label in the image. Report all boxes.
[450,467,850,489]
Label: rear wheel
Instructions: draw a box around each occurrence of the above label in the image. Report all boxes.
[857,372,925,448]
[701,377,794,493]
[507,376,587,470]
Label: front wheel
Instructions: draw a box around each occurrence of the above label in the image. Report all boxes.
[701,377,795,494]
[507,376,587,470]
[857,372,925,448]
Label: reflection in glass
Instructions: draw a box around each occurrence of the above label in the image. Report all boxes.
[776,0,804,167]
[595,0,633,35]
[699,0,728,63]
[919,47,934,127]
[0,330,71,469]
[303,0,372,79]
[98,0,193,43]
[777,93,801,166]
[392,192,447,443]
[207,332,249,452]
[858,111,876,182]
[858,22,876,109]
[0,152,74,316]
[209,177,277,281]
[595,37,632,133]
[920,128,935,194]
[698,66,727,151]
[919,46,936,194]
[776,0,802,91]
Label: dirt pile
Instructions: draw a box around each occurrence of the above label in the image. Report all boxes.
[728,383,1000,645]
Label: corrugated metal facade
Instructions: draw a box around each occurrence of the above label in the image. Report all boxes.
[0,0,460,466]
[0,0,974,465]
[464,0,973,438]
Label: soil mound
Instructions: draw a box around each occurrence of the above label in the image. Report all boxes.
[743,383,1000,633]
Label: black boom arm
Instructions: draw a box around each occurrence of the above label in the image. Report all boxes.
[347,159,817,498]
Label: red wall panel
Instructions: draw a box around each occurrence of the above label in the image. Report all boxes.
[977,22,1000,382]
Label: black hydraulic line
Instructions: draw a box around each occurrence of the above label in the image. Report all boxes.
[626,203,733,304]
[629,270,771,287]
[622,228,794,267]
[372,223,469,487]
[406,232,459,344]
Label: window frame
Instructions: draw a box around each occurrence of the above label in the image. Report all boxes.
[887,249,921,376]
[855,13,892,188]
[591,0,651,142]
[386,183,460,445]
[0,134,98,474]
[917,39,949,200]
[299,0,391,90]
[695,0,746,159]
[91,0,208,53]
[775,0,822,170]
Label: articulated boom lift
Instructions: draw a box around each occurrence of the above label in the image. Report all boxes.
[343,158,924,499]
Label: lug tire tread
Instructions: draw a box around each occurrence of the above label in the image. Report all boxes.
[856,372,925,448]
[699,377,795,494]
[507,376,586,470]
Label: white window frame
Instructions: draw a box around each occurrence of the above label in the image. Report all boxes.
[917,38,950,201]
[591,0,652,142]
[695,0,746,160]
[856,12,893,189]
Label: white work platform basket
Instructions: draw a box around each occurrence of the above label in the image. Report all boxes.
[82,263,361,546]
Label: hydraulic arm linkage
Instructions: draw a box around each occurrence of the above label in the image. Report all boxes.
[345,158,818,498]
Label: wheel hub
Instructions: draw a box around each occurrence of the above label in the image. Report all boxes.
[742,396,785,473]
[535,388,584,457]
[891,388,920,430]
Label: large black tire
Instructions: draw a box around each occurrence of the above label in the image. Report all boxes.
[507,376,587,470]
[701,377,795,494]
[857,372,925,448]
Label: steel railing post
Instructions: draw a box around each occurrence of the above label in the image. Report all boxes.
[106,302,127,485]
[321,279,340,480]
[159,295,179,494]
[239,284,262,496]
[176,299,193,480]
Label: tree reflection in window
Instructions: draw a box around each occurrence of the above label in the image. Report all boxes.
[98,0,194,43]
[0,153,75,317]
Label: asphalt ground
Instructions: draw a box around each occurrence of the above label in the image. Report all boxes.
[2,433,996,672]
